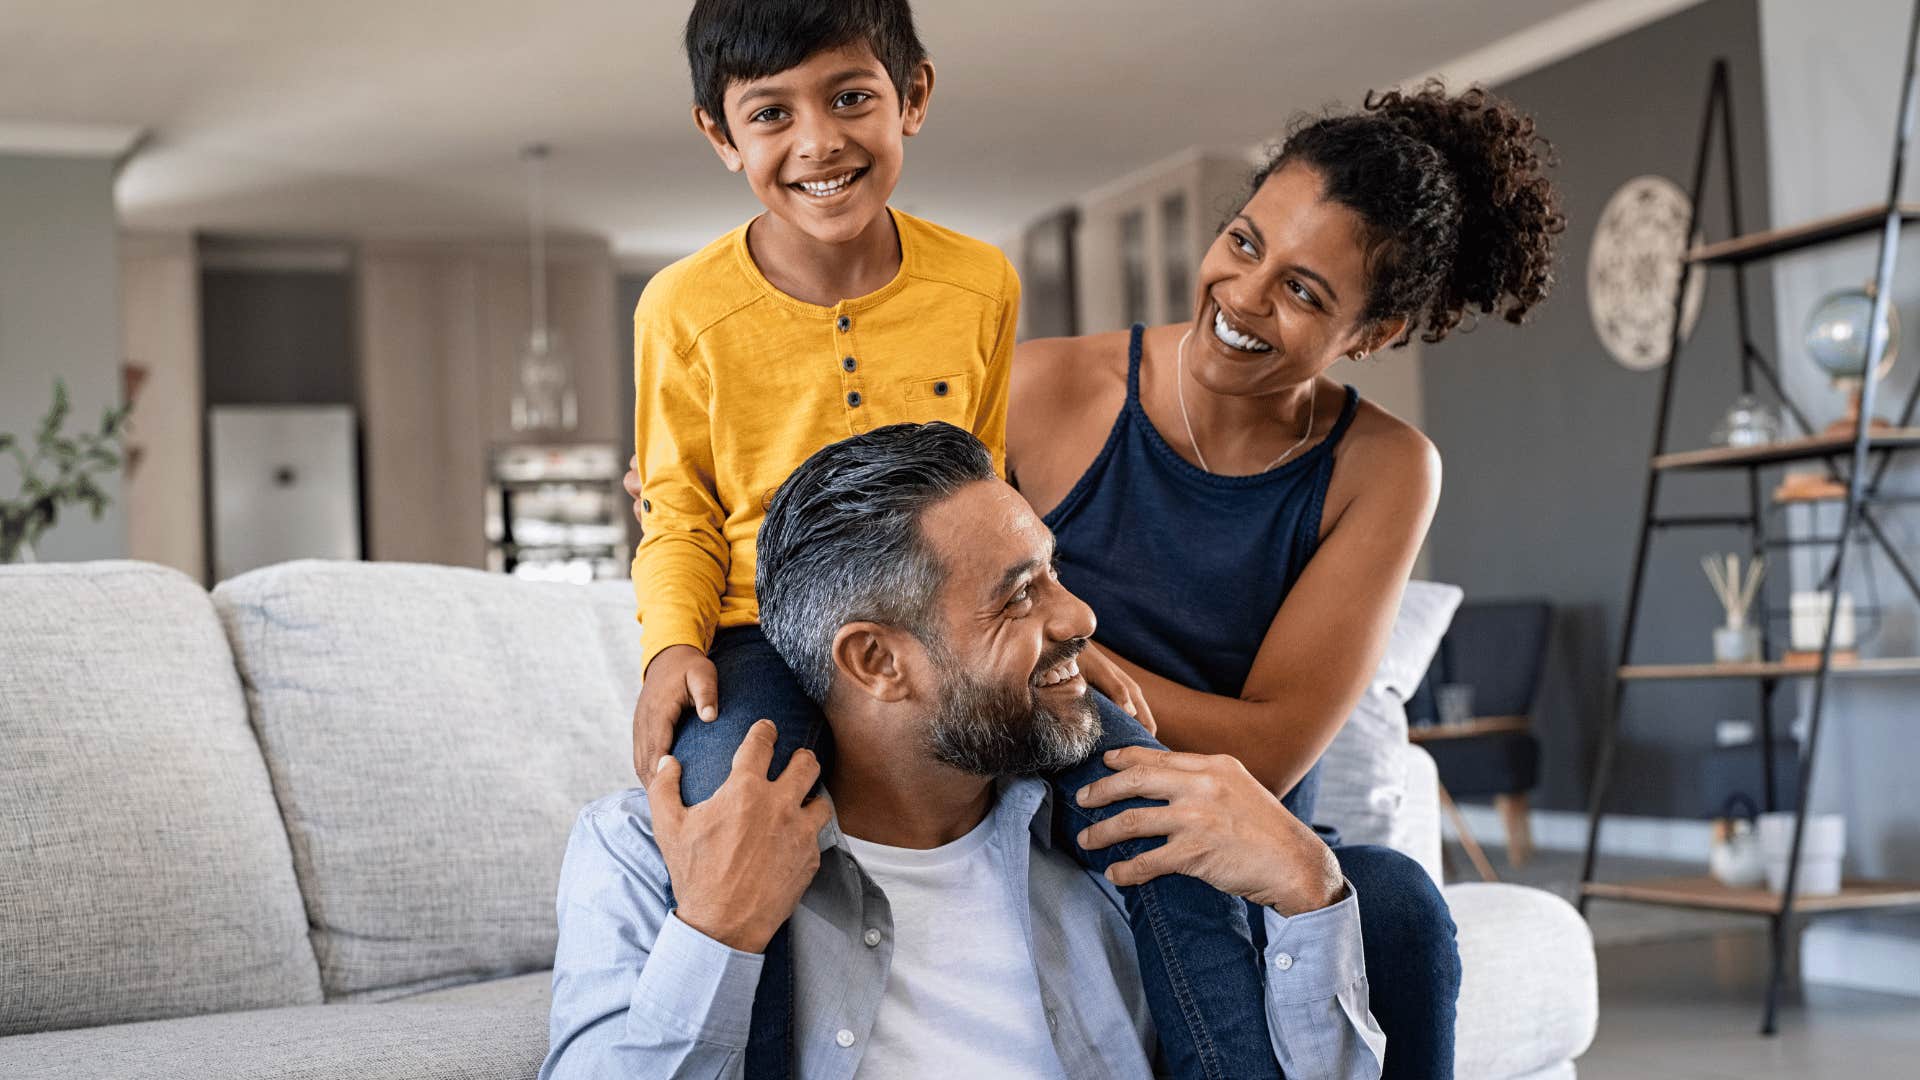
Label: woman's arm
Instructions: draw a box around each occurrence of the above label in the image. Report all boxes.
[1106,420,1441,796]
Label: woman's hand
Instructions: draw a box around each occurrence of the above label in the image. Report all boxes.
[1075,746,1344,916]
[1079,642,1156,736]
[633,644,719,782]
[624,456,645,528]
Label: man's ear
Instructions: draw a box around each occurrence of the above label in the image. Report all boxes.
[900,60,935,137]
[692,104,744,172]
[831,622,914,702]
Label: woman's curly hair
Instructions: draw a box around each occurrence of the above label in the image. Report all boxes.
[1249,80,1565,345]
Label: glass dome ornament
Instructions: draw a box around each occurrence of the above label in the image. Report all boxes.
[512,144,578,433]
[1803,284,1898,434]
[1710,393,1783,448]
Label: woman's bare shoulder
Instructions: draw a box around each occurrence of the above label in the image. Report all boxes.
[1014,330,1132,397]
[1341,394,1441,493]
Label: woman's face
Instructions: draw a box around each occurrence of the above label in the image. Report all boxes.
[1185,161,1388,397]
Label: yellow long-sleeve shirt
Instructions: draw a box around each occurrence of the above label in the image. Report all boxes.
[631,208,1020,673]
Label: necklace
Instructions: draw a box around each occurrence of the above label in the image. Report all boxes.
[1175,327,1316,475]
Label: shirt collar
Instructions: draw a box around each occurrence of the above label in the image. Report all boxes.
[816,775,1052,854]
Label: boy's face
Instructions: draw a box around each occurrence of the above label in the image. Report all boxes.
[694,42,934,248]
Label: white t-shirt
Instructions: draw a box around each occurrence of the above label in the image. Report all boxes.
[843,817,1069,1080]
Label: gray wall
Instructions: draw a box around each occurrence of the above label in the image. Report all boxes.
[1760,0,1920,982]
[1424,0,1777,817]
[0,153,125,561]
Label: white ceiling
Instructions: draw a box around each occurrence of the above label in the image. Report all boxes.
[2,0,1675,259]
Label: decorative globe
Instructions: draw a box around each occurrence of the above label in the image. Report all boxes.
[1804,288,1898,381]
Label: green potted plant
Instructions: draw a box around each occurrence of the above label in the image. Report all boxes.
[1,379,131,564]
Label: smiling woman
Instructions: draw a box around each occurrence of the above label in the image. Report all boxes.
[1007,82,1564,1080]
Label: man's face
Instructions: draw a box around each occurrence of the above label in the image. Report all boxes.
[696,41,930,248]
[908,479,1101,776]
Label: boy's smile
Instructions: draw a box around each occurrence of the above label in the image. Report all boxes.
[695,42,933,254]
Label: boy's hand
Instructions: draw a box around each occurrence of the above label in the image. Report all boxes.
[634,644,720,781]
[1079,642,1156,736]
[1075,746,1345,917]
[624,456,644,528]
[650,720,831,954]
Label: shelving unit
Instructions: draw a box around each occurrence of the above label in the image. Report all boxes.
[1577,21,1920,1038]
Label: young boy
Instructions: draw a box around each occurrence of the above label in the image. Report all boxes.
[626,2,1282,1077]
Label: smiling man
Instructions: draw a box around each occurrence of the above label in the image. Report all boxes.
[544,423,1385,1079]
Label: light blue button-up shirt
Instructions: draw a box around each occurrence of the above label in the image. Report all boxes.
[541,778,1385,1079]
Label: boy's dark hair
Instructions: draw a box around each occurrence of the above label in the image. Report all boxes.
[756,422,996,702]
[684,0,928,142]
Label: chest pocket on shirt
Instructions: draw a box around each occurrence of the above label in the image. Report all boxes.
[904,372,976,428]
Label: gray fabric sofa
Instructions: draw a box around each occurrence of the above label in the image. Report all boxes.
[1,560,1595,1078]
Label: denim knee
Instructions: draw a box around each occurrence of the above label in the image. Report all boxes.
[1335,845,1460,978]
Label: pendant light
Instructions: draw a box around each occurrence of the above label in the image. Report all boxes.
[512,143,578,432]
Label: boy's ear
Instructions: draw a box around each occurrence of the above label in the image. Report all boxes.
[692,104,744,172]
[900,60,935,138]
[831,621,914,703]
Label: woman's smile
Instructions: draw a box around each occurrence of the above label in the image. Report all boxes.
[1209,300,1275,354]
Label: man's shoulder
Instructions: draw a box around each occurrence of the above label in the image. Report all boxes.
[897,210,1016,302]
[566,787,664,866]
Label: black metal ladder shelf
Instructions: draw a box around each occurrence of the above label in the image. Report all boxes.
[1576,2,1920,1038]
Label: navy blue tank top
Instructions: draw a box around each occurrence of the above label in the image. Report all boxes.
[1042,324,1360,819]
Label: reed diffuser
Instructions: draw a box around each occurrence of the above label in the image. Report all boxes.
[1703,553,1765,664]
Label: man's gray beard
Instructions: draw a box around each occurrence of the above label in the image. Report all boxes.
[922,646,1101,777]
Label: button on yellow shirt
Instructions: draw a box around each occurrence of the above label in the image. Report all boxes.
[632,208,1020,672]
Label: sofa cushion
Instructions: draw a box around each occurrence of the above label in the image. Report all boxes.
[1446,882,1598,1079]
[211,562,640,1000]
[1314,580,1462,849]
[0,1001,546,1080]
[0,562,322,1037]
[398,970,553,1011]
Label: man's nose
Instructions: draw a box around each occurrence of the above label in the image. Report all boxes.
[1045,587,1097,644]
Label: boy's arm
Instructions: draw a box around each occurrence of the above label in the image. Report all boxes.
[970,256,1022,479]
[632,312,729,675]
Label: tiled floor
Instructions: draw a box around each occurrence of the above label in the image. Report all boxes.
[1439,842,1920,1078]
[1580,929,1919,1079]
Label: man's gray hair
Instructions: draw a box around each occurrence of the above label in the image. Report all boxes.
[755,422,998,702]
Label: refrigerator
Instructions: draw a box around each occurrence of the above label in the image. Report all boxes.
[208,405,361,582]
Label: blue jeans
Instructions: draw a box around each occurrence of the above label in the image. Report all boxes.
[1286,783,1461,1080]
[670,625,1278,1080]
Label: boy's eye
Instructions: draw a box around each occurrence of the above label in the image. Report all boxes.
[1288,280,1321,308]
[750,106,789,124]
[833,90,874,109]
[1232,231,1257,257]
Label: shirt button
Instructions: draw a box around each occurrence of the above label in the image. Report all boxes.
[836,1029,856,1048]
[837,315,851,332]
[1274,952,1294,971]
[933,380,949,396]
[847,391,862,408]
[863,928,881,947]
[843,355,857,372]
[641,499,651,513]
[1046,1009,1058,1032]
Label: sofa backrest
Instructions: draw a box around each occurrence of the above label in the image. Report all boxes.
[210,560,639,1001]
[0,562,324,1037]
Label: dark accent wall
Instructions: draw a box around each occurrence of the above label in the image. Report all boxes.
[201,268,357,406]
[1424,0,1777,818]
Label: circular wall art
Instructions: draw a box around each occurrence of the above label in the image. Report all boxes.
[1587,175,1706,371]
